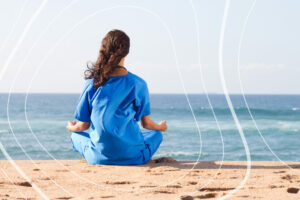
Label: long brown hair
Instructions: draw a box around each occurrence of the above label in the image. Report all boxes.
[84,29,130,89]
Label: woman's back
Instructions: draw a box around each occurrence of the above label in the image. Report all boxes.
[73,71,152,164]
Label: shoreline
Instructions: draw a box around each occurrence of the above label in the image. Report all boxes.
[1,158,300,199]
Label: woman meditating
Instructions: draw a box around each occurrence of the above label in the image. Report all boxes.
[66,29,167,165]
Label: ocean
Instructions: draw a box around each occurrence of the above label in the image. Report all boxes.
[0,93,300,161]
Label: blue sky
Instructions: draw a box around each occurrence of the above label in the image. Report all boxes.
[0,0,299,94]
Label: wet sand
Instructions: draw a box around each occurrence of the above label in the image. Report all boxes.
[1,158,300,199]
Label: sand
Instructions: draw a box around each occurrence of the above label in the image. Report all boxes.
[1,158,300,199]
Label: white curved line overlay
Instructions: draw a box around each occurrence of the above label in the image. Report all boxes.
[185,0,226,197]
[236,0,300,172]
[0,1,50,199]
[0,143,49,199]
[0,0,48,81]
[218,1,251,199]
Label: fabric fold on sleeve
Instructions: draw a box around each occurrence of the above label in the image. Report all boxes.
[134,81,151,121]
[74,80,93,122]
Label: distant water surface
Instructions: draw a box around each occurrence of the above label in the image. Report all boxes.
[1,93,300,161]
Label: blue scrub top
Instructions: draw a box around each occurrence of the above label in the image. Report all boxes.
[74,71,151,164]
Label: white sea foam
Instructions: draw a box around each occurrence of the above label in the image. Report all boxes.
[155,151,202,157]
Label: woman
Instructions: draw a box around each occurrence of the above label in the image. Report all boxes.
[66,29,167,165]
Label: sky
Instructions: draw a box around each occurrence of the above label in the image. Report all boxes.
[0,0,299,94]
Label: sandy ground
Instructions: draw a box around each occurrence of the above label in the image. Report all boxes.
[1,158,300,200]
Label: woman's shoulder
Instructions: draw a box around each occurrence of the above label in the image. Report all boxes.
[82,78,95,92]
[83,78,93,87]
[128,72,147,87]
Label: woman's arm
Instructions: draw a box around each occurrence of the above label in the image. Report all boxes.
[140,115,167,132]
[66,120,90,132]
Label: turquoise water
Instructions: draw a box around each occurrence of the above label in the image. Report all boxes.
[1,93,300,161]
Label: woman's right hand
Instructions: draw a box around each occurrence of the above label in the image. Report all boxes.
[66,120,77,132]
[159,121,167,132]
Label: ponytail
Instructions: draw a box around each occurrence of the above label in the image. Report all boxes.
[84,29,130,89]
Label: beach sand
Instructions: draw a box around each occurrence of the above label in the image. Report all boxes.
[1,158,300,199]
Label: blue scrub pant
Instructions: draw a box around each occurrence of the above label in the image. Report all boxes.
[70,130,163,165]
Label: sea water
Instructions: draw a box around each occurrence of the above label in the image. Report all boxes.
[0,93,300,161]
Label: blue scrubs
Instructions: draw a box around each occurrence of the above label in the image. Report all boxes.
[70,72,163,165]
